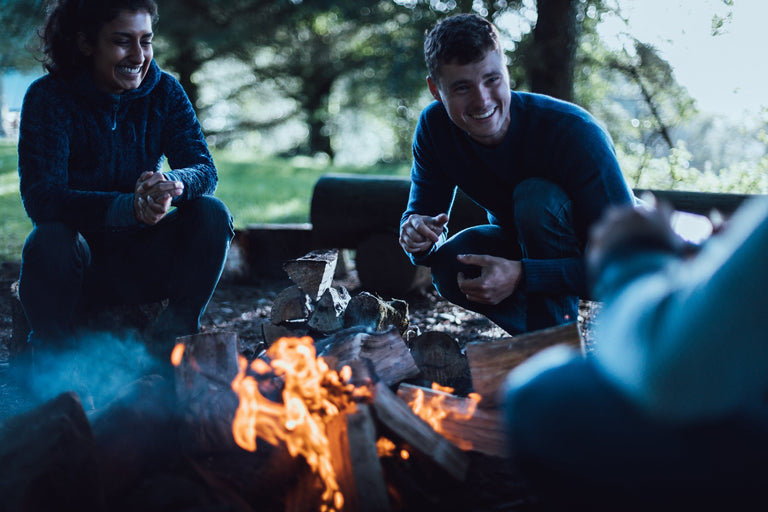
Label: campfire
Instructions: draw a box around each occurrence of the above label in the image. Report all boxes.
[0,249,583,511]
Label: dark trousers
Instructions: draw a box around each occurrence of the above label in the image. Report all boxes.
[18,196,233,357]
[428,178,581,335]
[503,354,768,510]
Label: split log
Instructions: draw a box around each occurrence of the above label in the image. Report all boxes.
[408,331,472,396]
[327,404,391,512]
[283,249,339,301]
[270,285,312,325]
[308,286,351,334]
[354,232,433,297]
[342,291,409,336]
[262,322,307,348]
[0,392,105,511]
[466,322,583,408]
[173,331,242,454]
[315,326,420,387]
[397,383,506,458]
[371,381,468,482]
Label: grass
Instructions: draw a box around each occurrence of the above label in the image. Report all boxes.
[0,141,409,264]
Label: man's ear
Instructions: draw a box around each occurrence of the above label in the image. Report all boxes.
[427,76,442,103]
[76,32,93,56]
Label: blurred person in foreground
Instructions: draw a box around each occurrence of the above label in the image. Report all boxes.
[17,0,233,364]
[502,197,768,510]
[398,13,633,336]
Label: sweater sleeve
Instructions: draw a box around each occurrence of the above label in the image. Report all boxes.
[593,197,768,422]
[401,109,457,265]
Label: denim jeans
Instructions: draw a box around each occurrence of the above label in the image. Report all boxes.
[18,196,234,355]
[503,354,768,510]
[427,178,581,335]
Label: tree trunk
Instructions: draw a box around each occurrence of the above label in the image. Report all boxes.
[528,0,578,101]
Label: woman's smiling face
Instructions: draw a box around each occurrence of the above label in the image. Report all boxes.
[81,9,153,94]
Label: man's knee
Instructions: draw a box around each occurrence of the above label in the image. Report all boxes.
[513,178,572,229]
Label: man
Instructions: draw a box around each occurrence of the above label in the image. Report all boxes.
[399,13,633,334]
[501,197,768,509]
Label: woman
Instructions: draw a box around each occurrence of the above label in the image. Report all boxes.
[17,0,233,360]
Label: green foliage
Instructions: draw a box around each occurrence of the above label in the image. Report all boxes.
[0,143,407,264]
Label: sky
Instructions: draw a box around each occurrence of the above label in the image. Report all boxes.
[601,0,768,120]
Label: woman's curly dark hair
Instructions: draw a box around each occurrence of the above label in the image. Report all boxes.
[41,0,158,77]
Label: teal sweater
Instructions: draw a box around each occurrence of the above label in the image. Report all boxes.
[18,60,217,231]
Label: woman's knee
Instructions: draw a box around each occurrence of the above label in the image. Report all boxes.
[179,196,234,239]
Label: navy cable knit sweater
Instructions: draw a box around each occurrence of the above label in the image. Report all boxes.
[18,60,217,231]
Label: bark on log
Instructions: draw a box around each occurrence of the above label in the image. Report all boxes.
[466,322,583,408]
[315,326,420,387]
[327,404,391,512]
[397,383,506,458]
[283,249,339,301]
[371,381,469,482]
[0,392,105,512]
[634,188,754,217]
[270,285,312,326]
[227,223,313,282]
[173,331,242,454]
[342,291,409,336]
[407,331,472,396]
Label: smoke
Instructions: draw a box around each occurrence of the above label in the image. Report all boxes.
[19,331,164,411]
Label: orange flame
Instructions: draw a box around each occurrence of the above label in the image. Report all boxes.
[170,342,185,367]
[406,383,481,450]
[231,336,368,512]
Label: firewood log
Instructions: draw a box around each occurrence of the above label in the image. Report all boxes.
[466,322,583,408]
[308,286,351,334]
[270,285,312,325]
[0,392,105,511]
[283,249,339,301]
[315,326,420,387]
[371,381,468,482]
[397,383,506,458]
[173,331,242,454]
[342,291,408,336]
[408,331,472,395]
[327,404,391,512]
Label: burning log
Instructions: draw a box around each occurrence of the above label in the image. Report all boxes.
[0,391,105,511]
[283,249,339,301]
[263,322,305,348]
[308,286,351,334]
[397,383,506,458]
[270,285,312,325]
[407,331,472,396]
[466,322,583,408]
[371,381,469,482]
[315,326,420,387]
[342,291,409,336]
[326,404,391,512]
[173,331,242,453]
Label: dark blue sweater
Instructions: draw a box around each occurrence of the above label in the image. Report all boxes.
[402,91,634,296]
[18,60,217,231]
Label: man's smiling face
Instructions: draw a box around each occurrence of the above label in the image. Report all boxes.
[427,49,512,146]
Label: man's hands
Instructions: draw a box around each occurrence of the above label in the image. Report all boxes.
[133,171,184,225]
[399,213,449,254]
[457,254,522,305]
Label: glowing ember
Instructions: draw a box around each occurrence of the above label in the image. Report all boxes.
[231,336,370,512]
[170,342,185,367]
[406,383,482,450]
[376,437,397,457]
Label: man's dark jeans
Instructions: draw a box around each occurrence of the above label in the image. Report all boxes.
[427,178,581,335]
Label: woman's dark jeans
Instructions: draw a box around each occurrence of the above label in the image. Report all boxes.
[428,178,581,335]
[18,196,233,357]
